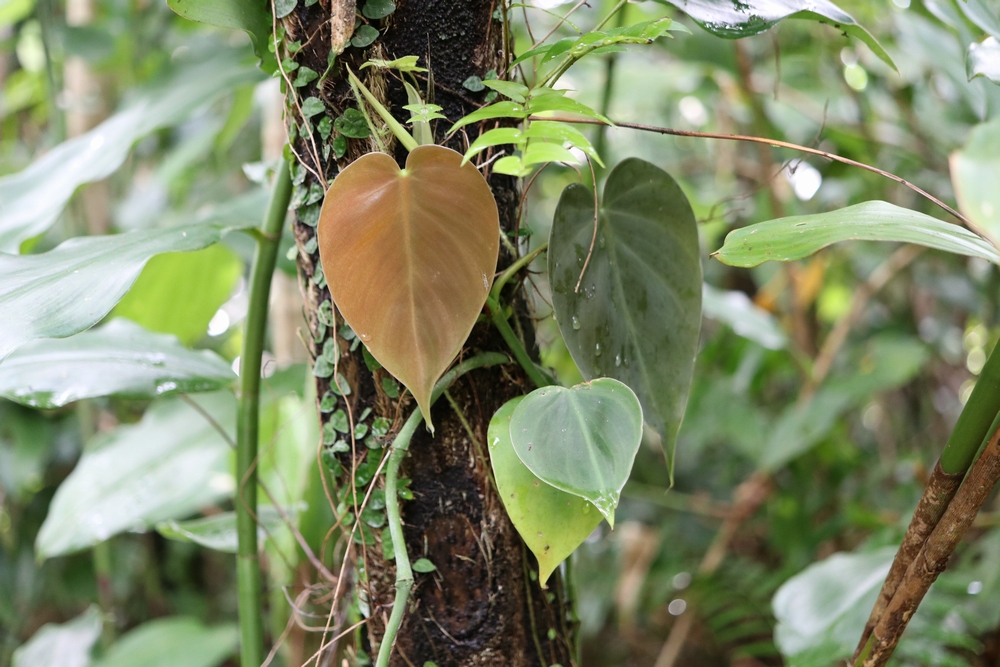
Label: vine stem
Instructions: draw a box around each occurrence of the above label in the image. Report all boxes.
[376,352,510,667]
[485,295,552,388]
[534,116,971,227]
[236,158,293,667]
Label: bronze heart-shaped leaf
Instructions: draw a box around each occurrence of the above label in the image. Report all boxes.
[317,145,500,427]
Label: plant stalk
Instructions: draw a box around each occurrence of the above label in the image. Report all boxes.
[236,157,292,667]
[375,352,510,667]
[485,295,551,388]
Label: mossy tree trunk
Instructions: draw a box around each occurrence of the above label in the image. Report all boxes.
[283,2,574,664]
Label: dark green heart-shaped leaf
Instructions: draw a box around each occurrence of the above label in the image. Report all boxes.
[508,379,643,527]
[167,0,277,73]
[712,200,1000,268]
[549,158,702,471]
[0,319,235,408]
[652,0,895,70]
[489,397,601,585]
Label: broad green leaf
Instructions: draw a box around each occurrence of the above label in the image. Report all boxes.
[0,319,234,408]
[112,244,242,345]
[968,37,1000,85]
[526,91,610,122]
[955,0,1000,40]
[489,397,601,585]
[482,79,530,102]
[35,392,235,559]
[521,141,578,166]
[167,0,276,73]
[652,0,895,70]
[317,146,499,427]
[524,121,602,165]
[12,606,102,667]
[0,0,34,29]
[493,156,533,177]
[773,548,895,665]
[759,335,928,470]
[702,284,787,350]
[508,378,643,527]
[0,203,258,363]
[463,127,525,163]
[713,201,1000,268]
[951,117,1000,248]
[448,100,527,132]
[156,506,286,553]
[0,51,261,253]
[549,158,702,470]
[90,617,237,667]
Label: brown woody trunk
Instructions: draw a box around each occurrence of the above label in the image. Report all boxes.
[283,2,573,665]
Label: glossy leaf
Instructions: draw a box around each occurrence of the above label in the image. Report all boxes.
[702,284,787,350]
[968,37,1000,85]
[508,378,643,527]
[89,617,237,667]
[773,548,895,664]
[955,0,1000,40]
[12,606,102,667]
[713,200,1000,268]
[0,318,235,408]
[653,0,895,70]
[951,117,1000,248]
[549,158,702,469]
[167,0,276,73]
[35,392,235,559]
[112,243,243,345]
[156,506,286,553]
[0,51,261,253]
[317,145,499,425]
[0,203,257,363]
[489,397,601,585]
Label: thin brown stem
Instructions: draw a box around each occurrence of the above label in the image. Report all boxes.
[532,117,971,227]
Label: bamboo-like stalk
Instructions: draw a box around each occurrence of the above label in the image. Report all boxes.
[236,158,293,667]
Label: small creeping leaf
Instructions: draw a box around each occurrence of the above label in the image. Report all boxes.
[652,0,895,70]
[362,0,395,19]
[713,200,1000,267]
[351,24,379,48]
[412,558,437,573]
[951,118,1000,249]
[317,145,499,427]
[489,397,601,585]
[0,319,235,408]
[508,378,643,527]
[334,108,371,138]
[549,159,702,471]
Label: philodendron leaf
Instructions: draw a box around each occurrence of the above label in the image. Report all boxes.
[156,506,286,553]
[89,617,237,667]
[0,50,261,253]
[968,37,1000,85]
[508,379,643,527]
[549,158,702,471]
[489,397,601,585]
[951,118,1000,249]
[0,318,235,408]
[12,606,102,667]
[0,205,257,363]
[713,200,1000,268]
[317,145,499,427]
[167,0,277,73]
[35,392,235,559]
[653,0,895,70]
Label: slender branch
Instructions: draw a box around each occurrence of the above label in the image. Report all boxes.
[375,353,510,667]
[857,421,1000,667]
[532,116,971,227]
[236,158,293,667]
[491,242,548,303]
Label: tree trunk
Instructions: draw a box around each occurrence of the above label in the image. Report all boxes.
[283,2,573,665]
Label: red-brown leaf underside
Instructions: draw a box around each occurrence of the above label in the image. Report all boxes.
[317,144,500,426]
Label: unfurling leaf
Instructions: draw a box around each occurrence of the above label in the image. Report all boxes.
[508,378,643,527]
[489,397,601,585]
[317,145,499,428]
[549,159,702,473]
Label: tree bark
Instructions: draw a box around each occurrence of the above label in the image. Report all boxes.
[283,2,572,665]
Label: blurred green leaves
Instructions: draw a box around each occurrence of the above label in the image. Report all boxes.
[89,617,237,667]
[11,606,102,667]
[951,117,1000,249]
[167,0,277,73]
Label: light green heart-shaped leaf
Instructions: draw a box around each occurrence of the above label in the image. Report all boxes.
[951,117,1000,249]
[489,397,601,586]
[549,158,702,472]
[713,200,1000,267]
[508,378,642,527]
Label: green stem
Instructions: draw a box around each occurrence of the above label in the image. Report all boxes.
[36,0,65,144]
[594,4,627,171]
[485,296,552,388]
[490,242,548,303]
[236,157,292,667]
[940,341,1000,474]
[376,353,510,667]
[541,0,627,88]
